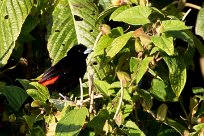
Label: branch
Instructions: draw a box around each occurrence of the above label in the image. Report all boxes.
[185,3,201,10]
[79,78,83,107]
[113,80,124,120]
[88,69,95,114]
[87,32,102,65]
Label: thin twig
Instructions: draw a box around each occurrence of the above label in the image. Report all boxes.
[185,3,201,10]
[62,94,103,106]
[88,69,94,113]
[75,94,103,106]
[87,32,102,65]
[59,93,67,100]
[79,78,83,107]
[113,80,124,120]
[182,8,192,21]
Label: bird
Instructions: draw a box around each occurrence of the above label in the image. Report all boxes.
[38,44,92,92]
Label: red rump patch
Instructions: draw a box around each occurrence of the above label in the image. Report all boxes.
[40,76,59,86]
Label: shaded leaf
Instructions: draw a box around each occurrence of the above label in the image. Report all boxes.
[87,109,109,133]
[0,86,28,111]
[149,79,178,102]
[156,103,168,121]
[164,118,187,135]
[16,79,35,90]
[162,55,186,97]
[137,89,153,111]
[23,115,35,129]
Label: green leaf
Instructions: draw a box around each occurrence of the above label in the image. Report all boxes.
[192,87,204,94]
[0,86,28,111]
[164,118,187,135]
[162,55,186,97]
[123,89,132,102]
[124,121,145,136]
[94,80,115,96]
[96,6,117,24]
[149,79,178,102]
[16,79,35,90]
[56,107,88,136]
[47,0,99,65]
[193,35,204,56]
[151,35,174,56]
[23,115,35,129]
[30,126,45,136]
[92,35,113,57]
[156,103,168,121]
[0,0,33,67]
[137,89,153,111]
[27,82,50,102]
[161,20,189,32]
[195,8,204,40]
[109,5,130,21]
[136,57,153,84]
[87,109,109,133]
[116,71,131,83]
[193,123,204,132]
[111,5,152,25]
[106,31,133,59]
[129,57,140,72]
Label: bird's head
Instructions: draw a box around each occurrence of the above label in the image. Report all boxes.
[67,44,92,58]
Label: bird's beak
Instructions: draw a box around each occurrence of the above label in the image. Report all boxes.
[84,48,93,54]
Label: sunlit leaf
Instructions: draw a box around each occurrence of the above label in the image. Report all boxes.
[92,35,113,57]
[151,35,174,56]
[195,8,204,40]
[56,107,88,136]
[161,20,189,32]
[0,0,33,67]
[111,5,152,25]
[132,57,153,84]
[47,0,99,65]
[94,80,115,96]
[124,120,145,136]
[106,31,133,59]
[27,82,50,102]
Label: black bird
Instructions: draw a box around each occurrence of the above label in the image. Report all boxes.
[38,44,92,92]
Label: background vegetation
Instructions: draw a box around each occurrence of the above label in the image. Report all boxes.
[0,0,204,135]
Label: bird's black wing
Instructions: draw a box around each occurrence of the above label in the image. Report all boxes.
[38,57,73,86]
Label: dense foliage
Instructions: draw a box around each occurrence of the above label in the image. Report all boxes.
[0,0,204,135]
